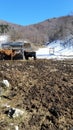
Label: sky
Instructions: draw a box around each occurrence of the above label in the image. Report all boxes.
[0,0,73,26]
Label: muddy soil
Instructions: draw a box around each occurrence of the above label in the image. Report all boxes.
[0,59,73,130]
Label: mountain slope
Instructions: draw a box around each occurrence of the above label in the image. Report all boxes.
[0,15,73,45]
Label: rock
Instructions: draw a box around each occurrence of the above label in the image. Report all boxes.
[70,128,73,130]
[9,123,19,130]
[5,63,10,67]
[8,108,15,118]
[13,108,24,118]
[15,125,19,130]
[6,108,24,118]
[2,79,10,88]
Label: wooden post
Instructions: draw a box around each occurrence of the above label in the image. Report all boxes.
[21,47,24,60]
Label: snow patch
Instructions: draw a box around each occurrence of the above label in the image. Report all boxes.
[36,38,73,60]
[0,35,10,48]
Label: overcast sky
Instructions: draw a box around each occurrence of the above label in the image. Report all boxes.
[0,0,73,26]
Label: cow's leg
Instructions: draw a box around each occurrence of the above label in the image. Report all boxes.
[34,56,36,60]
[0,53,2,60]
[34,54,36,60]
[25,56,29,60]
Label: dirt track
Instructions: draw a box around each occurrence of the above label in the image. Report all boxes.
[0,59,73,130]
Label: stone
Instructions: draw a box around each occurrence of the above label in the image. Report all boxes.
[2,79,10,88]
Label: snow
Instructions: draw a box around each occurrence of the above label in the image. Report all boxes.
[36,39,73,60]
[0,35,10,48]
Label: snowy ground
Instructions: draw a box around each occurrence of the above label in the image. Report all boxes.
[36,39,73,60]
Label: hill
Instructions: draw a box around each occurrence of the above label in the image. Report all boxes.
[0,15,73,45]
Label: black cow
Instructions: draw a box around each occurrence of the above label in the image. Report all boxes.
[13,53,23,60]
[3,53,12,60]
[0,52,23,60]
[24,50,36,60]
[0,50,14,60]
[0,52,11,60]
[0,50,36,60]
[3,53,23,60]
[0,52,4,60]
